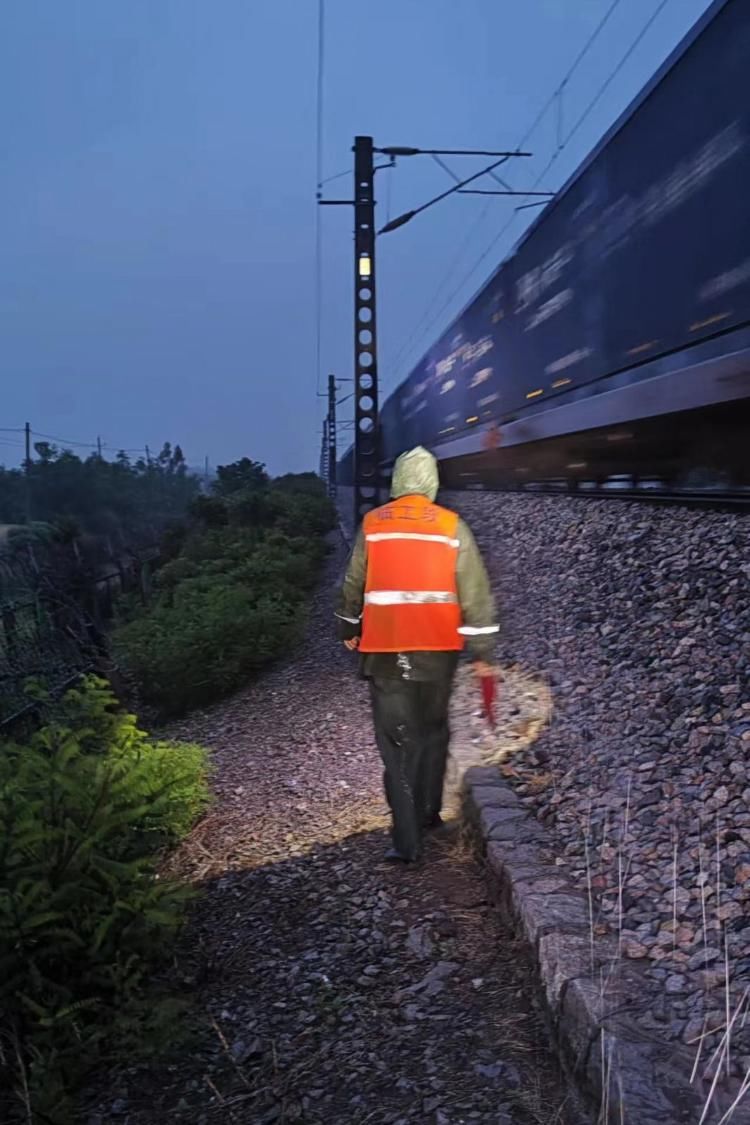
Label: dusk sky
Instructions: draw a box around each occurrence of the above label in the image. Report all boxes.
[1,0,713,475]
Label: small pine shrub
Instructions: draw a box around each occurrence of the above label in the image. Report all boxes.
[0,677,210,1124]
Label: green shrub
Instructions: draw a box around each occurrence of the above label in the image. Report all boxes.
[180,526,260,565]
[266,488,336,537]
[156,554,202,591]
[226,486,274,528]
[114,582,302,716]
[115,472,334,716]
[230,534,327,597]
[272,471,330,496]
[159,520,189,562]
[187,493,229,529]
[0,677,210,1123]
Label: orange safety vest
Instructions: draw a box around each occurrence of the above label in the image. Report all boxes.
[359,495,465,653]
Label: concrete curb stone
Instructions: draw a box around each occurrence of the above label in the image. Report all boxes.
[471,784,521,809]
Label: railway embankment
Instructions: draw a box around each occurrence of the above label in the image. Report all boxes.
[451,491,750,1088]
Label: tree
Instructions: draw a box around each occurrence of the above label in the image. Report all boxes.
[188,495,228,529]
[0,467,25,523]
[157,442,173,471]
[172,445,186,476]
[273,472,329,497]
[0,440,200,537]
[214,458,268,496]
[33,441,58,463]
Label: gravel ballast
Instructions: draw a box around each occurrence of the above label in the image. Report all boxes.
[450,490,750,1097]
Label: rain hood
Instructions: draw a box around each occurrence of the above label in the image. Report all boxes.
[390,446,439,503]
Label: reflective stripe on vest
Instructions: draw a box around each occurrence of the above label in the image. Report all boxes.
[364,590,458,606]
[365,532,461,548]
[359,496,464,653]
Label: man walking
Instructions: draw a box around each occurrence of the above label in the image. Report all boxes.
[336,446,498,863]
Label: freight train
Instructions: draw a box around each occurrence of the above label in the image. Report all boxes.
[339,0,750,494]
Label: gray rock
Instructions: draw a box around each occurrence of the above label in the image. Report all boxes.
[473,1060,521,1087]
[449,490,750,1109]
[687,947,723,970]
[406,924,435,959]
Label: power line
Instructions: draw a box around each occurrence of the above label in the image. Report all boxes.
[384,204,492,384]
[316,0,325,202]
[386,0,672,390]
[314,0,326,401]
[552,0,673,157]
[0,423,187,469]
[514,0,625,156]
[383,156,514,381]
[320,167,349,187]
[11,427,149,456]
[451,0,675,307]
[383,0,626,393]
[385,161,395,227]
[32,430,98,449]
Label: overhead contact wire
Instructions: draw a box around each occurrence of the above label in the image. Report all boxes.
[385,0,626,390]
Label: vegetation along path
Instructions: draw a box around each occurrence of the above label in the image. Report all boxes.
[89,537,576,1125]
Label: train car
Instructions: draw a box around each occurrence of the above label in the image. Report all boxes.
[374,0,750,493]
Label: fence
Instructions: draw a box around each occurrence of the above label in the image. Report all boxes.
[0,536,155,728]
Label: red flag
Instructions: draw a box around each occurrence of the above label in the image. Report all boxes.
[480,674,496,729]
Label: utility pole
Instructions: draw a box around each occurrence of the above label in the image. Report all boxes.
[327,373,337,499]
[320,418,329,482]
[352,136,378,526]
[97,435,102,459]
[319,137,543,528]
[24,421,31,523]
[204,455,209,491]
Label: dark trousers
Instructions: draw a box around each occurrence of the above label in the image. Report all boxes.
[368,675,454,859]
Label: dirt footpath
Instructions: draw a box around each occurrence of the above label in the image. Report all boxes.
[87,541,577,1125]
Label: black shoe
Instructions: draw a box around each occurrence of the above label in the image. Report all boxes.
[423,814,458,840]
[384,847,419,864]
